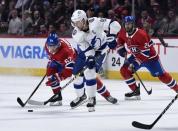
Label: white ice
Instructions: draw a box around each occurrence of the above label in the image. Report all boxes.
[0,75,178,131]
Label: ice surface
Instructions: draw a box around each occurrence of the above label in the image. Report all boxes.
[0,75,178,131]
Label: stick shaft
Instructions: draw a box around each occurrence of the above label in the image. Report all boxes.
[17,75,46,107]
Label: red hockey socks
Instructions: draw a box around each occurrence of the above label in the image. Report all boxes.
[52,87,61,94]
[96,77,110,97]
[158,72,178,92]
[120,65,137,91]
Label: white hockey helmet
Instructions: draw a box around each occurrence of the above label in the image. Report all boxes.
[71,10,87,26]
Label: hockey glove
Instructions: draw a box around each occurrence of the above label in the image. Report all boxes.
[86,55,95,69]
[46,74,60,88]
[124,57,140,72]
[106,34,117,49]
[129,60,141,72]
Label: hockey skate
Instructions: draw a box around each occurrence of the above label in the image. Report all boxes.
[70,93,87,109]
[105,95,118,104]
[125,84,141,100]
[50,92,62,106]
[86,97,96,112]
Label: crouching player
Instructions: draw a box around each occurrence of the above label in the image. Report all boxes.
[117,16,178,100]
[45,32,118,106]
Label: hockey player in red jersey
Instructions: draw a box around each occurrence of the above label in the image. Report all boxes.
[117,16,178,100]
[45,32,118,106]
[45,32,75,106]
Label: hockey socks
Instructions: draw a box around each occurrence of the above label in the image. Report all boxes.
[158,72,178,92]
[96,77,110,97]
[120,65,137,91]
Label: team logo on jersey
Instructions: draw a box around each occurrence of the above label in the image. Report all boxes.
[100,18,106,22]
[72,29,77,35]
[130,47,139,53]
[78,11,81,14]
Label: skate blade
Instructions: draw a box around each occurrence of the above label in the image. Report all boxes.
[50,101,62,106]
[71,99,87,109]
[125,96,141,100]
[88,107,95,112]
[106,99,118,104]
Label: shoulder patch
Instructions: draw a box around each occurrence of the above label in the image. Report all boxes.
[78,10,82,14]
[72,29,77,36]
[100,18,106,22]
[88,18,94,23]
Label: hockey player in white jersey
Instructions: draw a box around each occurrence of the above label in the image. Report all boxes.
[70,9,121,112]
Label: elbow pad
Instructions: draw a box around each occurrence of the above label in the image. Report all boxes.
[47,60,63,73]
[106,34,117,49]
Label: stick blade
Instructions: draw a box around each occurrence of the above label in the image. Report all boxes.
[167,45,178,48]
[28,100,45,105]
[148,88,152,95]
[132,121,153,130]
[17,97,25,107]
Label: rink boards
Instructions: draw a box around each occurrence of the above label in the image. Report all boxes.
[0,37,178,81]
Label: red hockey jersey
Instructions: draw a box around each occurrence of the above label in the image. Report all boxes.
[117,28,158,63]
[45,39,77,80]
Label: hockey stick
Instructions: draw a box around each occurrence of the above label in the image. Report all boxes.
[156,33,178,48]
[17,75,46,107]
[154,28,178,48]
[28,66,87,106]
[156,33,168,47]
[124,55,152,95]
[166,45,178,48]
[28,50,110,106]
[132,93,178,130]
[134,70,152,95]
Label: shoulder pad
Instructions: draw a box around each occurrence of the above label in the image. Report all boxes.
[89,17,102,34]
[136,28,146,36]
[72,28,85,43]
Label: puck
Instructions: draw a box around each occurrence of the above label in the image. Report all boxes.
[28,109,33,112]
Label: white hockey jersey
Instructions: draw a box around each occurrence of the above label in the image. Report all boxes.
[72,17,121,57]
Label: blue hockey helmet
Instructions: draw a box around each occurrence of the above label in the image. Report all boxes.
[46,32,60,46]
[124,16,135,23]
[124,16,136,34]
